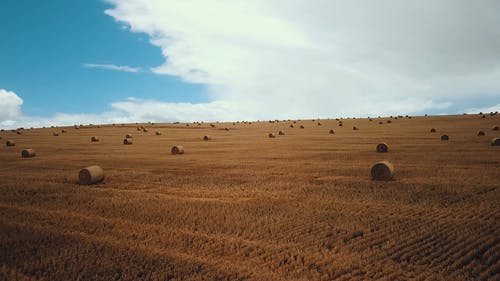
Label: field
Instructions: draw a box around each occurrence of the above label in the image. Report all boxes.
[0,114,499,281]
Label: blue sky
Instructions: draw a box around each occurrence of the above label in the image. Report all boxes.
[0,1,499,128]
[0,0,206,117]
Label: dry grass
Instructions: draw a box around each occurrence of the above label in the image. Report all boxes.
[0,114,499,281]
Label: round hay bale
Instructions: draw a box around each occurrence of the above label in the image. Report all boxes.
[290,124,294,128]
[338,123,343,127]
[225,128,230,131]
[61,129,67,133]
[481,115,486,118]
[278,130,285,135]
[353,126,358,130]
[16,131,22,135]
[491,137,500,146]
[371,161,394,181]
[379,121,383,125]
[441,134,449,141]
[155,131,162,135]
[387,120,392,124]
[268,133,276,138]
[91,136,99,142]
[203,135,211,141]
[136,127,141,131]
[143,129,148,133]
[78,166,104,185]
[6,140,15,147]
[430,128,436,133]
[53,132,59,136]
[125,134,133,138]
[317,123,322,126]
[21,149,36,158]
[123,138,133,145]
[329,129,335,134]
[477,131,485,136]
[300,125,305,129]
[171,145,184,155]
[492,126,499,131]
[376,143,389,153]
[210,124,216,128]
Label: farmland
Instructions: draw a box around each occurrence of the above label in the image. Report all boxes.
[0,114,499,281]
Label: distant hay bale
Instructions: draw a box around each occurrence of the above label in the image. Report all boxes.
[136,127,141,131]
[317,122,322,126]
[481,115,486,118]
[155,131,162,135]
[477,131,485,136]
[387,120,392,124]
[268,133,276,138]
[379,121,383,125]
[376,143,389,153]
[300,125,305,129]
[61,129,67,133]
[203,135,211,141]
[290,124,294,128]
[125,134,133,138]
[369,118,373,121]
[225,128,230,131]
[91,136,99,142]
[171,145,184,155]
[210,124,216,128]
[293,121,297,124]
[338,123,343,127]
[53,132,59,136]
[430,128,436,133]
[441,134,449,141]
[123,138,133,145]
[493,126,499,131]
[5,140,15,147]
[371,161,394,181]
[143,129,148,133]
[329,129,335,134]
[21,149,36,158]
[491,137,500,146]
[278,130,285,135]
[78,165,104,185]
[16,131,22,135]
[353,126,358,130]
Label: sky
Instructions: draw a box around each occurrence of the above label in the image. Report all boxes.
[1,0,499,128]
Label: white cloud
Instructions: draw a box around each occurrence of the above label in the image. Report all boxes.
[0,89,23,126]
[83,63,142,73]
[103,0,500,119]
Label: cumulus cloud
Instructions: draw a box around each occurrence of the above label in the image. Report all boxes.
[103,0,500,119]
[0,89,23,126]
[83,63,142,72]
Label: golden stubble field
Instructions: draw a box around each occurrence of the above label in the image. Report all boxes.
[0,114,499,281]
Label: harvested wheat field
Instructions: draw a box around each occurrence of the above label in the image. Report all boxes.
[0,114,499,281]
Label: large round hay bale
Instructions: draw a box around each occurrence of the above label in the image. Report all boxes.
[290,124,294,128]
[300,125,305,129]
[123,138,133,145]
[21,149,36,158]
[78,166,104,185]
[491,137,500,146]
[125,133,133,138]
[203,135,211,141]
[477,131,485,136]
[278,130,285,135]
[136,127,141,131]
[317,122,322,126]
[387,120,392,124]
[338,123,343,127]
[376,143,389,153]
[53,132,59,136]
[155,131,162,135]
[353,126,358,130]
[379,121,383,125]
[430,128,436,133]
[61,129,67,133]
[171,145,184,155]
[493,126,499,131]
[91,136,99,142]
[6,140,15,147]
[329,129,335,134]
[143,128,148,133]
[268,133,276,138]
[441,134,449,141]
[371,161,394,181]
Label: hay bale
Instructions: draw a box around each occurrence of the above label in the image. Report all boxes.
[441,134,449,141]
[136,127,141,131]
[21,149,36,158]
[61,129,67,133]
[353,126,358,130]
[278,130,285,135]
[210,124,216,128]
[317,123,322,126]
[268,133,276,138]
[125,134,133,138]
[387,120,392,124]
[155,131,162,135]
[491,137,500,146]
[290,124,294,128]
[379,121,383,125]
[300,125,305,129]
[338,123,343,127]
[16,131,22,135]
[371,161,394,181]
[171,145,184,155]
[203,135,211,141]
[225,128,229,131]
[53,132,59,136]
[91,136,99,142]
[329,129,335,134]
[477,131,485,136]
[430,128,436,133]
[376,143,389,153]
[493,126,499,131]
[78,166,104,185]
[123,138,133,145]
[5,140,15,147]
[143,129,148,133]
